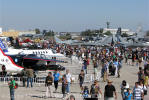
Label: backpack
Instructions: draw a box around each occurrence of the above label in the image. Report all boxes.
[138,72,144,81]
[143,85,147,95]
[14,83,18,89]
[90,84,99,95]
[90,84,95,94]
[144,90,147,95]
[46,76,53,85]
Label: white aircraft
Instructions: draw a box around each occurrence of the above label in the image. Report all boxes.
[0,48,66,74]
[0,38,65,58]
[6,48,65,58]
[0,39,66,74]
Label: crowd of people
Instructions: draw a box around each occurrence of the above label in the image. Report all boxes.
[4,37,149,100]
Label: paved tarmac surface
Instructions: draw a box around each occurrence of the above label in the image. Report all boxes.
[0,59,149,100]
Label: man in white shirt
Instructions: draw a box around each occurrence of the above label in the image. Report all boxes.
[66,69,72,94]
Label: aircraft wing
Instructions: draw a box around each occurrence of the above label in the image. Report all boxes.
[23,55,67,63]
[54,36,79,45]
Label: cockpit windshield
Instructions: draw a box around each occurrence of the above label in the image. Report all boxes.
[9,55,24,66]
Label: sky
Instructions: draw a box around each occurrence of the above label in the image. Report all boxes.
[0,0,149,32]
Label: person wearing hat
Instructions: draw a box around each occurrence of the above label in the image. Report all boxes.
[8,76,16,100]
[90,80,102,100]
[104,80,117,100]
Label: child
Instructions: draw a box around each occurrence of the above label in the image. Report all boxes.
[124,88,132,100]
[82,86,89,99]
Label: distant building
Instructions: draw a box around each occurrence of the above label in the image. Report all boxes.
[103,28,135,35]
[0,29,36,37]
[0,29,19,37]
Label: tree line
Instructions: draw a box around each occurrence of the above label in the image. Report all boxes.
[35,28,54,36]
[81,28,113,36]
[35,28,149,37]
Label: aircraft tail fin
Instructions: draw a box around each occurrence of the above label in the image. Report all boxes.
[54,36,63,44]
[0,38,8,52]
[116,27,122,42]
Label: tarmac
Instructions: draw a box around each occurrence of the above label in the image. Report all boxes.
[0,58,149,100]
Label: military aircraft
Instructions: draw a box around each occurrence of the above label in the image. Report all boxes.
[0,48,66,75]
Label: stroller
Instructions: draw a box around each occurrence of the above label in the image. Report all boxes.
[82,86,89,100]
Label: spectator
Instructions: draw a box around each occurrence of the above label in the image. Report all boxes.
[103,61,108,82]
[138,80,147,96]
[93,60,98,79]
[53,70,60,92]
[117,60,122,78]
[132,52,135,66]
[8,76,15,100]
[133,82,144,100]
[69,95,75,100]
[138,67,145,82]
[120,80,129,100]
[138,57,142,67]
[144,63,149,88]
[45,72,53,98]
[26,67,34,88]
[78,70,85,92]
[104,80,117,100]
[83,58,88,74]
[113,59,119,77]
[2,65,7,77]
[144,62,149,77]
[66,69,72,94]
[124,88,133,100]
[101,63,105,78]
[62,74,67,99]
[144,75,148,88]
[125,53,128,64]
[90,80,102,100]
[21,68,27,87]
[66,95,75,100]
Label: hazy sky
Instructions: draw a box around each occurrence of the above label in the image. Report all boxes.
[0,0,149,32]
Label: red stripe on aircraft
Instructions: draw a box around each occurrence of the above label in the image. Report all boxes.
[0,48,24,69]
